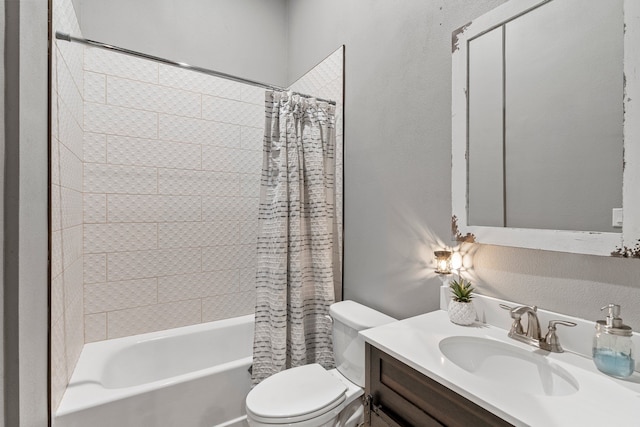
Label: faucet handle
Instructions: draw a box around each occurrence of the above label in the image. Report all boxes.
[500,304,526,335]
[543,320,577,353]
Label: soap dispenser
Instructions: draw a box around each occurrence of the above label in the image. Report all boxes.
[592,304,635,378]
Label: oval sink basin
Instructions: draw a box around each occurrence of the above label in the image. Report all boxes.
[439,336,579,396]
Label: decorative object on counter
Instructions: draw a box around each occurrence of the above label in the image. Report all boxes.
[610,239,640,258]
[592,304,635,378]
[434,250,453,274]
[448,279,476,325]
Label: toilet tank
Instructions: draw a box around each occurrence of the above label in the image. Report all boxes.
[329,301,396,387]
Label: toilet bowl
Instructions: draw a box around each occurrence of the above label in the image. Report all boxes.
[245,301,396,427]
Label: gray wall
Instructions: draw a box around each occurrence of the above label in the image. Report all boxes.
[75,0,289,87]
[4,0,50,425]
[287,0,640,330]
[71,0,640,328]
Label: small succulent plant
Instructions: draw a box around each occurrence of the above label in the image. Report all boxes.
[449,279,475,303]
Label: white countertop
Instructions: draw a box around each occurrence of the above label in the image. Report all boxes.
[360,310,640,427]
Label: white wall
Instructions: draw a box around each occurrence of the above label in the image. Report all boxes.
[75,0,289,88]
[287,0,640,330]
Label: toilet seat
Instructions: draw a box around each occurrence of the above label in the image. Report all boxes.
[246,364,348,424]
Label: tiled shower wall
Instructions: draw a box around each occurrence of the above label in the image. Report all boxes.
[82,49,265,341]
[51,0,85,411]
[50,0,345,408]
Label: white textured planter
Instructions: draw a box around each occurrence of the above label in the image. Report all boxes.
[448,300,477,325]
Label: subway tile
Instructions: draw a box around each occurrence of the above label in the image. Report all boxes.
[237,244,257,270]
[158,221,238,249]
[84,193,106,223]
[202,245,244,272]
[60,187,83,229]
[107,135,201,170]
[84,163,157,194]
[238,197,259,222]
[64,257,84,308]
[50,316,67,411]
[85,47,158,83]
[159,114,213,145]
[240,174,261,198]
[56,48,83,126]
[64,295,84,381]
[239,220,259,245]
[84,132,107,163]
[84,313,107,343]
[107,76,201,118]
[59,136,83,193]
[51,272,65,324]
[51,139,61,186]
[202,291,255,322]
[201,96,245,125]
[85,102,158,139]
[212,121,242,148]
[84,71,106,103]
[107,247,201,282]
[62,225,83,270]
[158,169,238,196]
[58,97,84,160]
[85,278,157,314]
[159,65,243,99]
[240,126,263,151]
[51,231,63,279]
[107,194,201,223]
[84,253,107,284]
[201,146,242,172]
[240,85,266,105]
[107,299,201,339]
[157,270,239,303]
[51,184,62,232]
[239,267,256,293]
[201,196,242,221]
[84,223,158,253]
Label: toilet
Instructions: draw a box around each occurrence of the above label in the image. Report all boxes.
[245,300,396,427]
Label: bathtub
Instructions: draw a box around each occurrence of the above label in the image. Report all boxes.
[54,314,254,427]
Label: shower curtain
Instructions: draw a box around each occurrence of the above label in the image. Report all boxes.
[251,91,339,385]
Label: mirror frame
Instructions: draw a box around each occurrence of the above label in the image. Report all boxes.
[451,0,640,257]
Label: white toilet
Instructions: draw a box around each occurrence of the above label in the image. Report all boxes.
[245,300,396,427]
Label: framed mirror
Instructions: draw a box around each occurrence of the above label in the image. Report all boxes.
[452,0,640,256]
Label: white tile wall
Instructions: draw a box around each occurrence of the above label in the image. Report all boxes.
[79,41,343,344]
[52,0,85,411]
[82,48,265,341]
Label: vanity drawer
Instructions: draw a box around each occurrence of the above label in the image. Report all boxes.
[365,344,513,427]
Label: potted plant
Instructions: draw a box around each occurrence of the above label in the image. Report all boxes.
[448,278,477,325]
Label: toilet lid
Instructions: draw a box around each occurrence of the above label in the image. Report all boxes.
[246,364,347,423]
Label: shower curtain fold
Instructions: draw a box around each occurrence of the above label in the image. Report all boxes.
[251,91,339,385]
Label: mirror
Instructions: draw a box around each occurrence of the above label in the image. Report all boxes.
[452,0,640,256]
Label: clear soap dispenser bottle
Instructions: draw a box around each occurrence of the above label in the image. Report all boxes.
[592,304,635,378]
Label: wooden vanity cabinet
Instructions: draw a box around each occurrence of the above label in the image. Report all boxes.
[364,344,513,427]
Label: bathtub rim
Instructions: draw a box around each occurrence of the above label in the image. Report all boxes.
[56,313,254,417]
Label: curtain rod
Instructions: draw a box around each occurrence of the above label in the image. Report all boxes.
[55,31,336,105]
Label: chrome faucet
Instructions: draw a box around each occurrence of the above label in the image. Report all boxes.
[500,304,576,353]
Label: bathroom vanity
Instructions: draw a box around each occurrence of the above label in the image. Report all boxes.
[365,343,511,426]
[360,290,640,427]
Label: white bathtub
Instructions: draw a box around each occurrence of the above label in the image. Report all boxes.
[55,314,254,427]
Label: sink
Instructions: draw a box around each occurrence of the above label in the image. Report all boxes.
[439,336,579,396]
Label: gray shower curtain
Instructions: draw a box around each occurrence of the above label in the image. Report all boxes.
[251,91,339,385]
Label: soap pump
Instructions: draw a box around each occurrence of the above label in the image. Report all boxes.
[592,304,635,378]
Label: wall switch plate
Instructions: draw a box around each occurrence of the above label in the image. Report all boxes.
[612,208,623,227]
